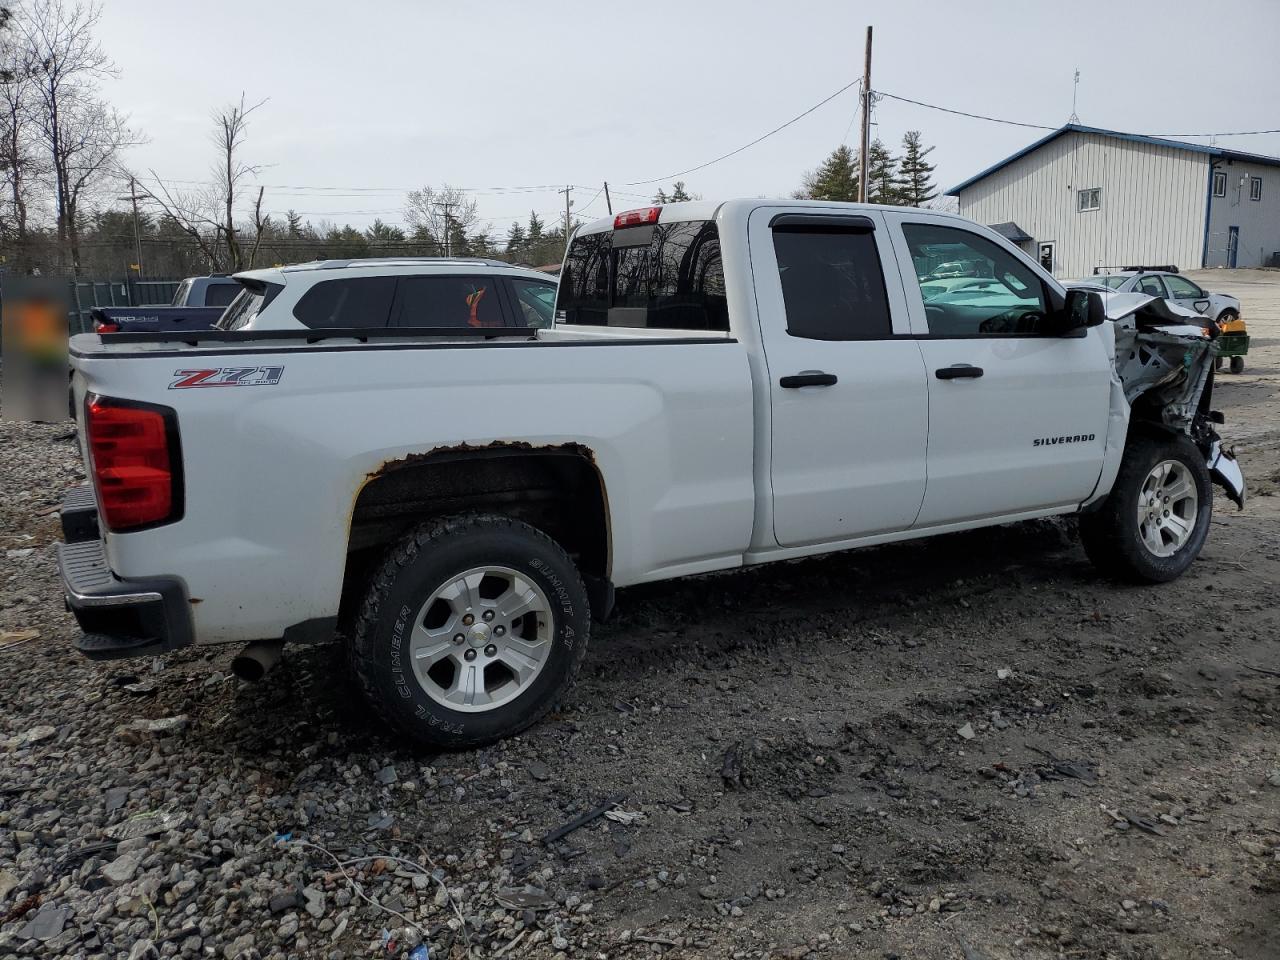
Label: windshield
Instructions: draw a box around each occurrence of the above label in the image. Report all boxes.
[1091,275,1131,289]
[556,220,728,331]
[170,279,192,306]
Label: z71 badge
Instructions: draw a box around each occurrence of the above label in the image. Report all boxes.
[169,366,284,389]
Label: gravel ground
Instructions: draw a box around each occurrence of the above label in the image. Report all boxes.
[2,271,1279,960]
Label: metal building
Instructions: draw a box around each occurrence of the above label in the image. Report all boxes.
[947,124,1280,277]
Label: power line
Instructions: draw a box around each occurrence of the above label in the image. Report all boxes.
[876,89,1280,139]
[875,91,1055,131]
[624,78,862,186]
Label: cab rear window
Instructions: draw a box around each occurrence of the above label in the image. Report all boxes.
[557,220,728,331]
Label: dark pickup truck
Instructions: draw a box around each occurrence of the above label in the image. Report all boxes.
[91,276,241,333]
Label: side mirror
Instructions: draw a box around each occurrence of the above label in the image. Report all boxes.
[1062,288,1106,333]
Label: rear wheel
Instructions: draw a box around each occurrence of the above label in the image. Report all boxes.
[1080,435,1212,583]
[1230,355,1245,374]
[351,514,590,748]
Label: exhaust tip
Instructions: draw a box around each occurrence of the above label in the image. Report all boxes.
[231,640,283,682]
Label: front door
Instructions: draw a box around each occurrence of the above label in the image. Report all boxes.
[1162,273,1212,315]
[750,208,929,548]
[889,216,1112,526]
[1227,226,1239,269]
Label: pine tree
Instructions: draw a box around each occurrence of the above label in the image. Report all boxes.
[794,145,859,201]
[527,211,544,243]
[654,181,695,203]
[897,130,937,207]
[505,221,526,256]
[866,139,900,204]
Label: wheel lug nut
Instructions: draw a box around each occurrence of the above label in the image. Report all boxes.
[453,633,465,644]
[462,614,475,626]
[482,610,495,622]
[484,644,497,657]
[464,649,477,661]
[494,625,505,636]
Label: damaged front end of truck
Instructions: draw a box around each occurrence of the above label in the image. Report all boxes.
[1106,291,1246,508]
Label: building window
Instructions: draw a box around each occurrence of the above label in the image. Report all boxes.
[1250,177,1263,201]
[1077,187,1102,212]
[1213,171,1226,197]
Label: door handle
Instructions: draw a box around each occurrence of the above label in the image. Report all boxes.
[779,371,838,388]
[935,364,984,380]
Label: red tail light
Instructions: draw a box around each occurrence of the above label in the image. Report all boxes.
[95,320,120,333]
[85,396,183,531]
[614,206,662,229]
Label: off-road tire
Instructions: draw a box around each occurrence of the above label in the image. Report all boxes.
[351,514,590,749]
[1079,435,1212,584]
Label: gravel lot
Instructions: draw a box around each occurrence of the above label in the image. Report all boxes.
[3,271,1279,960]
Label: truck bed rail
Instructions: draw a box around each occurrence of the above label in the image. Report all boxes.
[95,326,540,346]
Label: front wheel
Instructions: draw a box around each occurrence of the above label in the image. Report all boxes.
[351,514,591,749]
[1079,436,1212,583]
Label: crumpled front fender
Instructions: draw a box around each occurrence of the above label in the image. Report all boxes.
[1207,440,1246,510]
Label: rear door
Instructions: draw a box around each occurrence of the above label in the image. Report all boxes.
[750,208,929,547]
[886,214,1111,526]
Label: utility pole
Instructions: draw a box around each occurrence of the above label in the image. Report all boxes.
[1068,68,1081,124]
[858,25,873,203]
[603,181,613,215]
[558,185,573,240]
[115,176,146,277]
[434,201,454,257]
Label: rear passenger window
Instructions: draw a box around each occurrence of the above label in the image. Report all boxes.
[902,224,1051,336]
[390,277,504,328]
[1136,275,1167,297]
[772,226,892,340]
[293,277,396,328]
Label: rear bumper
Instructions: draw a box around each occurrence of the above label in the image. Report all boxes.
[57,486,194,660]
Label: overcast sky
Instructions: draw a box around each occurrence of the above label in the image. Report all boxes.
[98,0,1280,235]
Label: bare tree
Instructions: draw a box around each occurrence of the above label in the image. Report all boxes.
[137,94,267,272]
[404,184,484,254]
[19,0,133,272]
[212,93,266,270]
[139,93,268,272]
[0,12,40,250]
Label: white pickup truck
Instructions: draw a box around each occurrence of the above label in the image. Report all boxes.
[59,200,1245,747]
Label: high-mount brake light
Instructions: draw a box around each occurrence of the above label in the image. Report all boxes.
[85,396,183,531]
[614,207,662,229]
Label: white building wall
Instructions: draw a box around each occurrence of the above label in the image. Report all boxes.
[1206,160,1280,268]
[956,131,1210,278]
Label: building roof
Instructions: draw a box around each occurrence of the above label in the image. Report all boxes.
[989,221,1033,243]
[947,123,1280,195]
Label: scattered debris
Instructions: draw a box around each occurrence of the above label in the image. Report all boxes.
[494,887,555,911]
[527,761,552,782]
[0,869,18,900]
[603,808,645,825]
[1239,838,1271,857]
[996,667,1012,680]
[957,723,977,741]
[0,628,39,650]
[114,715,189,743]
[16,903,70,942]
[106,809,186,841]
[721,741,745,789]
[542,794,627,846]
